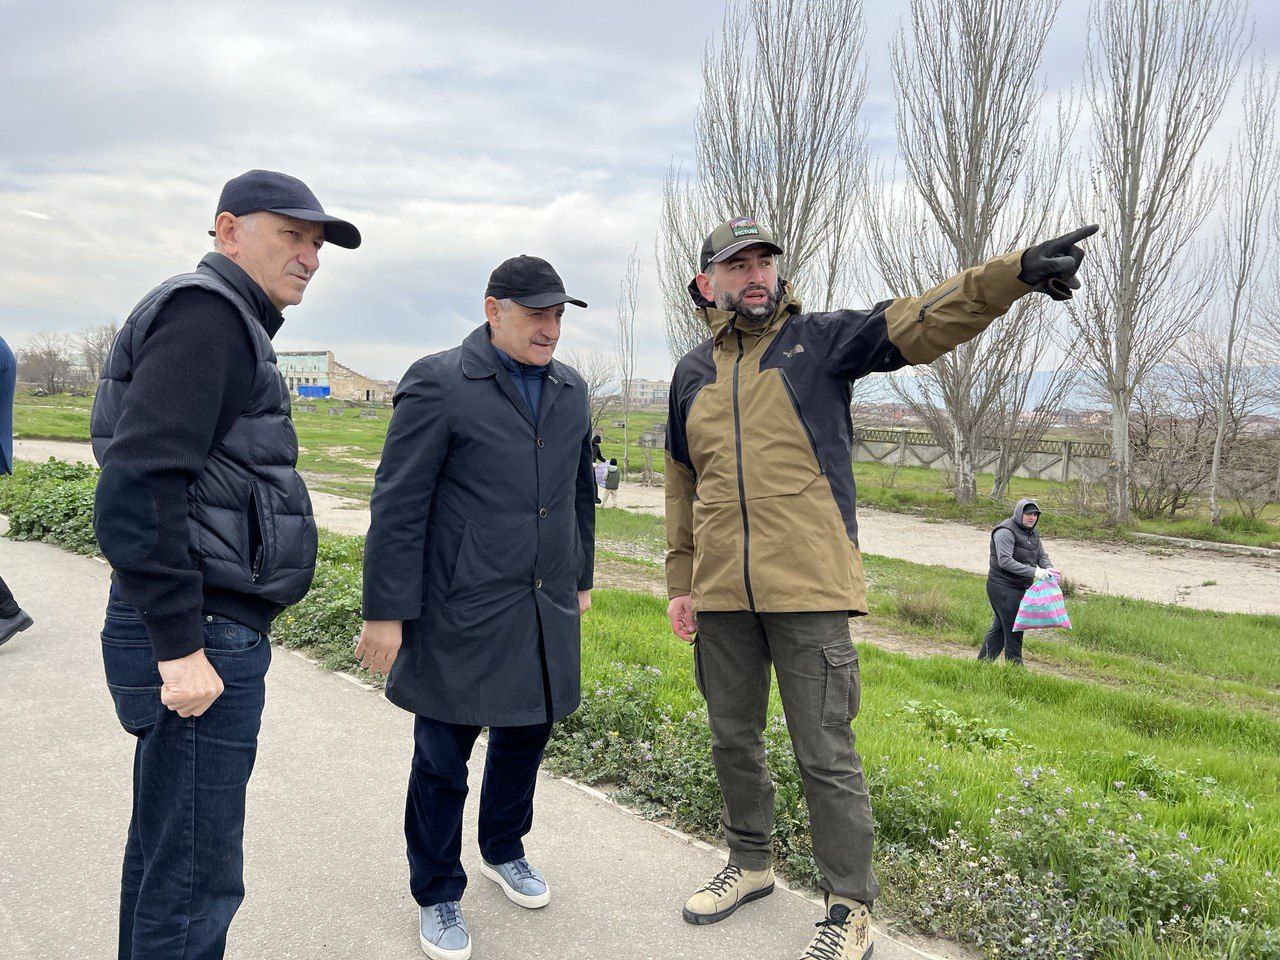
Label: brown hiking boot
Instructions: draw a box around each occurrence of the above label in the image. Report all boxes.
[681,862,775,925]
[800,895,874,959]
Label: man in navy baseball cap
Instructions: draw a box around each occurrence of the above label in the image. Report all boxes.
[209,169,361,249]
[90,168,359,959]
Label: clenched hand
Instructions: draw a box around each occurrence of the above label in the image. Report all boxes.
[158,648,224,718]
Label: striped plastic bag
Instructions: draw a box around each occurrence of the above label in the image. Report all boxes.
[1013,574,1072,631]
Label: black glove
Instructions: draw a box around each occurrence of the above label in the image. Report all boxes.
[1018,224,1099,301]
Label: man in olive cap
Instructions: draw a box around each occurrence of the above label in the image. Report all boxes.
[666,216,1095,959]
[357,255,596,959]
[91,169,359,960]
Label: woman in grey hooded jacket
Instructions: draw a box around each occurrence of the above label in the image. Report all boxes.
[979,497,1054,664]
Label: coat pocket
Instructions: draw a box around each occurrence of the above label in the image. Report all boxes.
[820,642,860,727]
[246,481,276,583]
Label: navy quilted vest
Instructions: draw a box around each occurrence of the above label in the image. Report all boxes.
[90,268,317,606]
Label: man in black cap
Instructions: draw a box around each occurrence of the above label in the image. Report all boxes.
[90,169,359,960]
[356,255,595,959]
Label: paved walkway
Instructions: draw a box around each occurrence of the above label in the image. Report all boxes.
[0,530,950,960]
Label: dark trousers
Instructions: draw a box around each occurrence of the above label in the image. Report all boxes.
[406,714,553,907]
[0,570,18,618]
[694,611,878,905]
[980,580,1026,662]
[101,587,271,960]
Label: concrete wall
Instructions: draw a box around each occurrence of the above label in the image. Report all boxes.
[852,428,1114,485]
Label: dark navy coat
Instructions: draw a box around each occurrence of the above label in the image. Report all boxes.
[362,324,596,726]
[0,335,13,475]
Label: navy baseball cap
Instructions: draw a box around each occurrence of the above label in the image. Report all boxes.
[209,169,361,249]
[485,255,587,309]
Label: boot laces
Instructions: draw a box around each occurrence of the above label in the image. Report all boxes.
[805,911,851,960]
[700,863,744,897]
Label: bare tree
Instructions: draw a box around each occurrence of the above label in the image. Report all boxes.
[615,247,640,481]
[77,320,121,385]
[1208,62,1279,523]
[562,349,618,437]
[861,0,1072,504]
[1067,0,1249,523]
[18,331,75,395]
[657,0,868,360]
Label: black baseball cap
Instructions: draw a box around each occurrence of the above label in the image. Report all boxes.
[209,169,361,249]
[486,255,587,309]
[699,216,784,271]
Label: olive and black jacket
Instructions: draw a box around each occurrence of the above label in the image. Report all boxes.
[665,250,1034,615]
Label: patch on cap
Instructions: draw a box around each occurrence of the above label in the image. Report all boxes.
[729,217,761,238]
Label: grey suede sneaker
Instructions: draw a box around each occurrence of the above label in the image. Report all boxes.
[419,901,471,960]
[481,856,550,908]
[0,610,33,647]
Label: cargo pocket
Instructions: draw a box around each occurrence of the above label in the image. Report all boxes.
[820,643,859,727]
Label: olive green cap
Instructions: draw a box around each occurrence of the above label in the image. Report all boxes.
[699,217,784,271]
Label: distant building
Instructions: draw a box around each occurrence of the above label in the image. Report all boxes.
[622,378,670,407]
[277,350,390,403]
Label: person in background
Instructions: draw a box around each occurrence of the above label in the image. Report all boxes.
[591,433,605,463]
[979,497,1056,665]
[0,333,35,647]
[600,457,620,507]
[594,458,608,501]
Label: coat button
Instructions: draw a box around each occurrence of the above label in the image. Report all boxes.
[536,437,544,447]
[539,508,548,518]
[535,578,543,589]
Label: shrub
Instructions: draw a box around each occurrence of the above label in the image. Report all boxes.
[0,458,99,555]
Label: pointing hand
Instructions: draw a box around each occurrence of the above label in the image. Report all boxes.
[1018,225,1099,301]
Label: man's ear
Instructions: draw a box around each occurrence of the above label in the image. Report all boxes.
[213,212,239,253]
[694,272,716,303]
[483,296,501,325]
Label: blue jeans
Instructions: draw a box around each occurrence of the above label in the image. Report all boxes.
[406,715,553,907]
[101,587,271,960]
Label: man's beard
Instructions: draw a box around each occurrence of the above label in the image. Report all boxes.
[714,282,779,325]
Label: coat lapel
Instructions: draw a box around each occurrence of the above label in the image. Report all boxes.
[536,359,575,430]
[460,323,535,428]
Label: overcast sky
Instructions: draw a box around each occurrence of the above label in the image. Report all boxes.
[1,0,1276,381]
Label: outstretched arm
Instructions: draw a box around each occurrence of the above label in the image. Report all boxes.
[827,226,1098,379]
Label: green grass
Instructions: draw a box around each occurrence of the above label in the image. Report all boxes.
[577,589,1280,929]
[272,529,1280,951]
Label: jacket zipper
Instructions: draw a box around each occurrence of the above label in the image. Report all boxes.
[732,330,756,609]
[779,369,824,474]
[917,282,961,322]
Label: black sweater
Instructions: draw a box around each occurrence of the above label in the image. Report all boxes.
[101,253,286,660]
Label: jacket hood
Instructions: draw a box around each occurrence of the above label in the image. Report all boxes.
[1013,497,1042,526]
[687,275,802,340]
